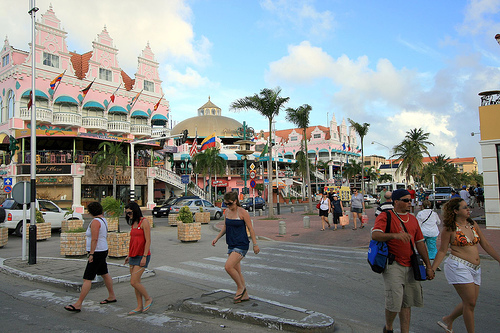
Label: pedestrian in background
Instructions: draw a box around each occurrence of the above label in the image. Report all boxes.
[417,188,425,210]
[379,186,388,204]
[407,185,416,213]
[64,202,116,312]
[330,194,343,231]
[375,191,393,217]
[124,202,153,315]
[432,198,500,333]
[475,184,484,208]
[212,191,260,303]
[468,186,476,208]
[416,200,441,264]
[350,189,365,230]
[460,185,470,205]
[318,192,331,231]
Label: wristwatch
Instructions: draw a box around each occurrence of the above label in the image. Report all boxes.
[88,253,94,258]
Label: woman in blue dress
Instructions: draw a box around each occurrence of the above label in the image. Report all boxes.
[212,191,260,303]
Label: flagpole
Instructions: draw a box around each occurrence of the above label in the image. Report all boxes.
[52,69,66,97]
[80,78,95,103]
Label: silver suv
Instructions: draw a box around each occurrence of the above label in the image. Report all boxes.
[428,187,454,208]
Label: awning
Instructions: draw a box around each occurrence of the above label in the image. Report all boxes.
[0,133,9,144]
[83,101,104,110]
[151,114,168,121]
[54,95,78,105]
[108,105,128,114]
[131,110,149,118]
[22,89,49,99]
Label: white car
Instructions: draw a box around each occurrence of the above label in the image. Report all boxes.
[363,194,377,204]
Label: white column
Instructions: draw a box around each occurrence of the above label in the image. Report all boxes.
[147,176,155,210]
[73,175,83,214]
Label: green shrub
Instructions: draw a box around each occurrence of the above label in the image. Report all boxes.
[36,209,45,223]
[101,196,124,218]
[177,206,194,223]
[65,227,86,233]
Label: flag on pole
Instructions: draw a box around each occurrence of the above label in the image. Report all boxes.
[342,143,346,151]
[110,84,121,103]
[80,79,94,98]
[153,95,164,111]
[200,133,216,151]
[50,71,65,90]
[189,133,198,157]
[259,142,269,158]
[27,90,33,110]
[128,90,142,108]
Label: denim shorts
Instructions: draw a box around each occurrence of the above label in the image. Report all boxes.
[351,207,363,214]
[128,255,151,268]
[227,247,248,257]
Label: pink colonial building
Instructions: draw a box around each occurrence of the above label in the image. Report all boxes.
[0,5,177,212]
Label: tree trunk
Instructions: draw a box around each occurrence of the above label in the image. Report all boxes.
[361,138,365,195]
[303,129,313,213]
[267,119,274,218]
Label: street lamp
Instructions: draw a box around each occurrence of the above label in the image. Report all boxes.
[180,157,192,196]
[371,141,395,182]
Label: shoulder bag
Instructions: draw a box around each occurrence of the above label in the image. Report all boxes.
[367,210,391,273]
[399,218,427,281]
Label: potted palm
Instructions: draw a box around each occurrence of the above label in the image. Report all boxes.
[101,196,129,257]
[177,206,201,242]
[215,198,223,208]
[62,208,84,232]
[194,207,210,224]
[27,209,51,241]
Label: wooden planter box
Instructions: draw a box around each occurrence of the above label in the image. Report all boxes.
[0,227,8,247]
[107,232,130,257]
[60,232,86,256]
[177,222,201,242]
[144,216,154,228]
[107,217,119,232]
[27,223,52,241]
[61,219,83,233]
[195,212,210,224]
[168,214,179,226]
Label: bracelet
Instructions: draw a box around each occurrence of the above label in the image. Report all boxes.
[142,255,147,257]
[253,244,258,247]
[88,253,94,258]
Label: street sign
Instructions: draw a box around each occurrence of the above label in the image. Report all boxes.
[3,177,12,186]
[250,180,256,188]
[13,181,31,204]
[250,163,255,170]
[249,171,256,179]
[4,185,12,193]
[181,175,190,184]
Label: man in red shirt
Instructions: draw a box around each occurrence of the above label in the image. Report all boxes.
[407,185,416,213]
[372,189,434,333]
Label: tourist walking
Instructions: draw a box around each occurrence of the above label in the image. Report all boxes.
[416,200,441,262]
[64,202,116,312]
[318,192,331,231]
[350,189,365,230]
[432,198,500,333]
[124,202,153,315]
[330,194,344,231]
[212,191,260,303]
[475,184,484,208]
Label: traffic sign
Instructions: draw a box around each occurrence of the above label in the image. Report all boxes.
[3,177,12,186]
[4,185,12,193]
[181,175,190,184]
[249,171,256,179]
[250,180,256,188]
[250,163,255,170]
[13,181,31,204]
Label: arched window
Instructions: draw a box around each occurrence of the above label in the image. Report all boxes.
[7,90,14,119]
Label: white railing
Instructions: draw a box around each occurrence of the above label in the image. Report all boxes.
[52,112,82,127]
[154,167,206,198]
[131,124,152,136]
[82,116,107,131]
[107,120,130,133]
[20,106,53,123]
[312,169,325,181]
[289,187,301,197]
[151,127,171,138]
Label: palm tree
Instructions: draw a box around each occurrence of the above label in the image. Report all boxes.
[92,142,128,199]
[421,154,454,186]
[191,147,226,201]
[364,166,379,193]
[348,119,370,195]
[286,104,314,213]
[392,128,434,183]
[231,87,290,217]
[379,173,393,183]
[292,151,314,200]
[343,159,362,188]
[317,159,333,186]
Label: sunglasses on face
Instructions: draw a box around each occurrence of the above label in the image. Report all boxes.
[224,201,234,206]
[126,211,133,216]
[399,198,411,203]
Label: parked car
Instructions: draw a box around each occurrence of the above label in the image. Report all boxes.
[0,198,84,236]
[152,196,200,217]
[170,198,223,220]
[428,187,454,208]
[363,194,377,204]
[240,197,266,212]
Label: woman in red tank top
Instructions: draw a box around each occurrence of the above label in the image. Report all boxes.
[124,202,152,315]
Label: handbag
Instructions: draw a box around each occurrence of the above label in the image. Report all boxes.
[367,211,391,273]
[361,214,369,224]
[316,203,321,209]
[339,215,349,226]
[399,219,427,281]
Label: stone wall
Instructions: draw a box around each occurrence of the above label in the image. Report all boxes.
[107,232,130,257]
[177,222,201,242]
[0,227,8,247]
[60,232,86,256]
[26,223,52,240]
[61,220,83,232]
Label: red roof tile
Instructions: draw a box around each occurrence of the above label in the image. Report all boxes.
[121,71,134,91]
[70,51,92,79]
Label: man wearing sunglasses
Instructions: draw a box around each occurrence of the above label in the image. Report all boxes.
[372,189,435,333]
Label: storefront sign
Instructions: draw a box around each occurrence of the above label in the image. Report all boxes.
[212,179,228,187]
[18,164,71,175]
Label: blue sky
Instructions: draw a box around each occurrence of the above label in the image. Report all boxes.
[3,0,500,170]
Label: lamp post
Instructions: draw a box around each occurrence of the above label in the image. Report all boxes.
[371,141,394,182]
[235,121,255,198]
[180,157,192,196]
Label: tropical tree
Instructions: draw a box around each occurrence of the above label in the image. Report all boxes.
[379,173,393,182]
[391,128,434,183]
[286,104,314,213]
[191,147,226,201]
[292,151,314,200]
[317,159,333,188]
[343,159,362,188]
[364,166,379,193]
[421,154,456,187]
[348,119,370,195]
[92,142,127,199]
[231,87,290,217]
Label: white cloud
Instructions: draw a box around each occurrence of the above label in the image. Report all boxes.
[163,65,213,88]
[460,0,500,36]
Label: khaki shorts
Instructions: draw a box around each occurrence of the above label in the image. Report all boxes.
[382,262,424,312]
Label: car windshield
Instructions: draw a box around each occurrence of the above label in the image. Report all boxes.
[163,198,177,206]
[436,188,452,193]
[242,198,253,204]
[0,199,17,209]
[176,199,192,206]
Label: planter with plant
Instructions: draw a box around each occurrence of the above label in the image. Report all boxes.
[27,209,51,241]
[60,227,86,256]
[194,207,210,224]
[101,196,129,257]
[62,208,84,232]
[215,199,222,208]
[177,206,201,242]
[0,227,8,247]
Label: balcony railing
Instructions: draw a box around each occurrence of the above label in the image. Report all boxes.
[14,150,151,166]
[52,112,82,127]
[131,124,152,136]
[82,116,108,131]
[19,106,53,123]
[107,120,130,134]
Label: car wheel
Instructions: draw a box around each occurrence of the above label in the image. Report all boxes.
[214,212,222,220]
[15,221,26,237]
[0,207,6,223]
[248,206,253,212]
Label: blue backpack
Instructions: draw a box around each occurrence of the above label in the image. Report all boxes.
[367,211,391,273]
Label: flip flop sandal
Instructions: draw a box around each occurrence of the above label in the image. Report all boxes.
[100,299,117,304]
[437,321,453,333]
[64,305,81,312]
[128,309,142,315]
[234,288,246,303]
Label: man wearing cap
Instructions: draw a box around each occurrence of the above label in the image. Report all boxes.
[375,191,393,217]
[372,189,435,333]
[459,185,470,205]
